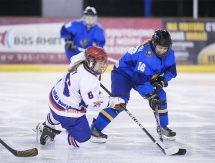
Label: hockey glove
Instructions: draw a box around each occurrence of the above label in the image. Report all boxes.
[65,38,75,50]
[150,76,168,92]
[108,97,126,110]
[145,92,162,111]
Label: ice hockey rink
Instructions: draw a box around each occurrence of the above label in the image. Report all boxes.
[0,71,215,163]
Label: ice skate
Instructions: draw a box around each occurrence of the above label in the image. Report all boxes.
[158,126,176,141]
[90,118,108,143]
[33,122,47,142]
[40,125,61,145]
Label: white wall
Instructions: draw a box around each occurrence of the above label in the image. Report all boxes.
[42,0,83,17]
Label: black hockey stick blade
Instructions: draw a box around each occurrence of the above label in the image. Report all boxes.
[156,139,186,156]
[173,148,187,155]
[0,139,38,157]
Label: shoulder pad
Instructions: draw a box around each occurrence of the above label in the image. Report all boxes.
[127,46,143,54]
[75,19,82,23]
[96,23,103,29]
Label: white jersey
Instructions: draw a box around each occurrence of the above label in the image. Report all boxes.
[68,52,85,68]
[48,63,109,118]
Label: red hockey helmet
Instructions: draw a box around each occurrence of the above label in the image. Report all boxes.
[85,46,108,75]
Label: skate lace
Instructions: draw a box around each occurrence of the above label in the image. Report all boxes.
[95,129,103,136]
[164,127,172,132]
[99,132,106,136]
[96,129,107,137]
[43,126,55,138]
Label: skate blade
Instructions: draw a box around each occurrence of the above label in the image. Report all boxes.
[33,123,43,143]
[162,135,176,141]
[32,128,41,133]
[90,136,107,143]
[32,124,43,133]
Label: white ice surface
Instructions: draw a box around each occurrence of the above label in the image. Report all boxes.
[0,72,215,163]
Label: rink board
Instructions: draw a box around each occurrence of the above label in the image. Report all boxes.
[1,64,215,72]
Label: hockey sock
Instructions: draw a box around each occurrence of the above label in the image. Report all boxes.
[46,112,60,128]
[93,107,123,131]
[159,114,168,127]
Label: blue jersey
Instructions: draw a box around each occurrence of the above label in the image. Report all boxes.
[60,19,105,49]
[113,44,177,97]
[60,19,106,62]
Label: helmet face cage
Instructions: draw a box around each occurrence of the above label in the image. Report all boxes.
[83,16,97,29]
[86,57,108,75]
[86,56,96,70]
[151,30,173,58]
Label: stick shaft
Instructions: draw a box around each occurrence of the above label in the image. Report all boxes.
[155,107,163,142]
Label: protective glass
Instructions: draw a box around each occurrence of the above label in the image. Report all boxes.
[92,59,108,75]
[83,16,97,28]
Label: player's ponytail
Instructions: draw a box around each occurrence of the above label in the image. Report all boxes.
[142,39,152,46]
[68,60,85,73]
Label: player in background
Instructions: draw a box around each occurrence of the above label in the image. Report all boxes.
[38,46,125,147]
[60,6,106,63]
[90,30,177,142]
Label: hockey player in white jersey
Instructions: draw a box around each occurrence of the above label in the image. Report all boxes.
[38,46,125,147]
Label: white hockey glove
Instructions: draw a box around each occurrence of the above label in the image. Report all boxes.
[108,97,126,110]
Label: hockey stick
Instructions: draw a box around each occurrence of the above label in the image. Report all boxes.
[0,139,38,157]
[100,83,186,155]
[154,106,164,142]
[154,107,186,155]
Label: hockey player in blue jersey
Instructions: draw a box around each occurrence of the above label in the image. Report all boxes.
[60,6,106,63]
[90,30,177,142]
